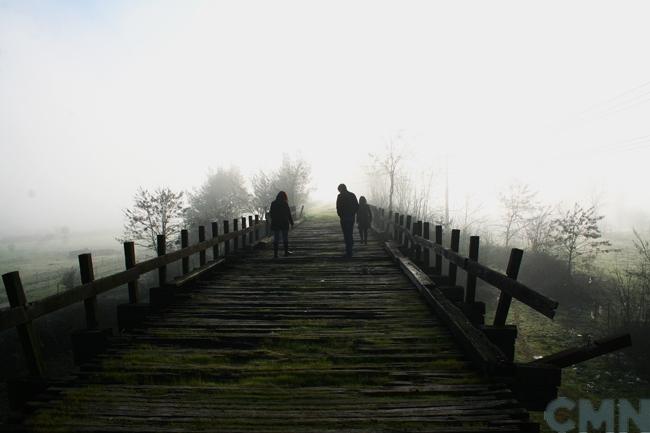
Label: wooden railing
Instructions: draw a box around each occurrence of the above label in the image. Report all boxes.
[369,205,631,410]
[1,206,299,379]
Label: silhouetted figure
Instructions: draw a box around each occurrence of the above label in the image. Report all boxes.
[336,183,359,258]
[357,196,372,244]
[269,191,294,258]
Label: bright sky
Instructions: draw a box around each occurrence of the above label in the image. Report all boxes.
[1,1,650,235]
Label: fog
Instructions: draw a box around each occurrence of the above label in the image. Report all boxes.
[2,0,650,237]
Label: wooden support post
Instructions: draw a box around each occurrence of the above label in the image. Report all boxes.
[123,242,139,303]
[405,215,412,249]
[211,222,219,260]
[435,225,443,275]
[241,217,247,248]
[2,272,45,377]
[448,229,460,285]
[248,216,254,245]
[399,214,405,244]
[423,222,431,268]
[254,215,260,242]
[198,226,206,266]
[393,213,399,240]
[181,230,189,275]
[493,248,524,326]
[465,236,479,303]
[78,253,98,329]
[415,221,422,262]
[157,234,166,285]
[223,220,230,255]
[233,219,239,251]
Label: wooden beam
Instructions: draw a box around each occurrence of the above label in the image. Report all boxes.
[78,253,98,329]
[211,222,219,260]
[465,236,479,304]
[156,234,166,286]
[384,241,507,374]
[198,226,206,266]
[493,249,523,326]
[435,225,443,276]
[2,272,45,377]
[123,242,139,303]
[181,230,189,275]
[448,229,460,285]
[529,334,632,368]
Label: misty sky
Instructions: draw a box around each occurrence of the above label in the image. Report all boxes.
[2,1,650,236]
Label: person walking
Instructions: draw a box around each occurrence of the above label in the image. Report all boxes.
[269,191,294,258]
[357,196,372,244]
[336,183,359,258]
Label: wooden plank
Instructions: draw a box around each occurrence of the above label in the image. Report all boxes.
[529,334,632,368]
[465,236,479,304]
[412,236,557,319]
[493,249,523,326]
[2,272,45,377]
[383,241,507,373]
[78,253,98,329]
[173,259,225,287]
[123,241,139,303]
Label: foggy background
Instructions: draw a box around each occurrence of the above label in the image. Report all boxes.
[2,0,650,236]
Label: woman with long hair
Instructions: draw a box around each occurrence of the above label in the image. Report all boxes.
[357,196,372,245]
[269,191,294,258]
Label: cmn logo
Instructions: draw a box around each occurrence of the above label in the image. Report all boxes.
[544,398,650,433]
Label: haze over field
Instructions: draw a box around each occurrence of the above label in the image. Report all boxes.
[2,1,650,236]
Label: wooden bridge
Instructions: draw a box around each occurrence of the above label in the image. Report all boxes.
[0,207,631,432]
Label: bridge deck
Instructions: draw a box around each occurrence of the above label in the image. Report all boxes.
[19,217,533,432]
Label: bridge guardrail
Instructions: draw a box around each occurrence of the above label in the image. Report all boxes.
[1,206,301,380]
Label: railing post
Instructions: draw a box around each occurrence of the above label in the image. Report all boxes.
[123,242,139,303]
[233,219,239,251]
[157,234,166,285]
[434,225,443,275]
[254,215,260,242]
[448,229,460,285]
[241,217,247,249]
[405,215,412,249]
[198,226,206,266]
[423,222,431,269]
[2,272,45,377]
[265,212,270,237]
[181,229,189,275]
[78,253,98,329]
[415,221,422,262]
[248,216,254,245]
[223,220,230,255]
[493,249,524,326]
[465,236,479,303]
[393,213,399,240]
[211,222,219,260]
[398,214,405,244]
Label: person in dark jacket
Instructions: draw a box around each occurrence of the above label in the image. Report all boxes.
[269,191,294,258]
[357,196,372,244]
[336,183,359,258]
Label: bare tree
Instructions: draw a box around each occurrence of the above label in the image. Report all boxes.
[499,182,536,248]
[525,205,555,253]
[117,187,185,252]
[369,136,406,214]
[552,203,612,276]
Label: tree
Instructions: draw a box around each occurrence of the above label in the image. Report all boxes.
[117,187,185,252]
[186,167,252,228]
[369,136,406,214]
[499,182,536,248]
[525,205,555,253]
[552,203,612,276]
[251,154,311,216]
